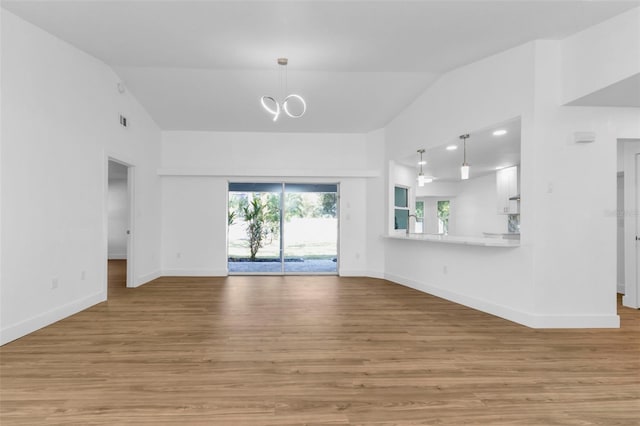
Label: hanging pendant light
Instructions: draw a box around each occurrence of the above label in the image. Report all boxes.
[260,58,306,122]
[460,134,470,180]
[417,149,426,187]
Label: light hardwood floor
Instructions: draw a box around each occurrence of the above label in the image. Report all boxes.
[1,260,638,425]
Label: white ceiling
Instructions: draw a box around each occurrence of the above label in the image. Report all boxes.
[399,117,521,182]
[3,0,638,133]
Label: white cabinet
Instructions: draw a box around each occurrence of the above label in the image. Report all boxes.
[496,166,519,215]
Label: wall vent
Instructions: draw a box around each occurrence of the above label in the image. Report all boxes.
[119,114,128,128]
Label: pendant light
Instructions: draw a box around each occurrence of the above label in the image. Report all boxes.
[260,58,306,122]
[460,134,470,180]
[417,149,426,187]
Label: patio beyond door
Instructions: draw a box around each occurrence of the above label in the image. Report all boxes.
[228,183,338,274]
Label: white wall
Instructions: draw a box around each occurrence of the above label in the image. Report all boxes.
[160,131,381,277]
[528,41,639,321]
[108,175,128,259]
[1,11,162,345]
[384,42,538,325]
[449,173,507,237]
[385,42,535,161]
[561,8,640,105]
[364,129,387,278]
[416,181,460,198]
[383,30,640,327]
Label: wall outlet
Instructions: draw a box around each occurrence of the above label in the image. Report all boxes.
[51,278,59,289]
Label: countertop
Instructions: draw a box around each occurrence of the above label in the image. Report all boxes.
[384,233,521,247]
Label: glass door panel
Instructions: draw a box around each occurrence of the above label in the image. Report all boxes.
[283,184,338,273]
[228,183,282,273]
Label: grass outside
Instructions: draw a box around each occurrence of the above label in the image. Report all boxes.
[228,217,337,260]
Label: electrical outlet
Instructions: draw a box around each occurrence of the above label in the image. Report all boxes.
[51,278,59,289]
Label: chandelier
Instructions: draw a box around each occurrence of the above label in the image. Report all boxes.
[260,58,307,122]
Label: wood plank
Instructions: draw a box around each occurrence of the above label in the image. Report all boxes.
[1,260,638,425]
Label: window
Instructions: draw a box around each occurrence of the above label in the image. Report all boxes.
[394,186,409,230]
[437,200,450,235]
[415,200,424,233]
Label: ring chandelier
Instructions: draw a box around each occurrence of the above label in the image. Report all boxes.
[260,58,307,122]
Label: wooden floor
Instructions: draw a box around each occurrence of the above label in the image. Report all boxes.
[1,261,639,425]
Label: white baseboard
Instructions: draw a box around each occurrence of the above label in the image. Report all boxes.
[0,291,106,346]
[162,269,228,277]
[617,282,625,294]
[108,253,127,260]
[385,273,620,329]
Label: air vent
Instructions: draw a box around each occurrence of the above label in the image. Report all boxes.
[119,114,128,128]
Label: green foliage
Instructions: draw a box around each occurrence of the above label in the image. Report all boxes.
[229,194,248,216]
[228,190,339,260]
[285,193,305,220]
[318,193,337,217]
[437,200,450,234]
[241,198,269,261]
[263,193,281,240]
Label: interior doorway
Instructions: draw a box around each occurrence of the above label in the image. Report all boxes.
[619,139,640,309]
[107,159,134,291]
[227,182,339,275]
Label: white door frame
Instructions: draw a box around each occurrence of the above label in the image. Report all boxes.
[622,140,640,309]
[106,155,136,289]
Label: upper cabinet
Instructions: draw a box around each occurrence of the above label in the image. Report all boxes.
[496,166,519,214]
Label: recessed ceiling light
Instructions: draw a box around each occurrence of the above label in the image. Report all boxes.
[418,160,427,165]
[493,129,507,136]
[446,145,458,151]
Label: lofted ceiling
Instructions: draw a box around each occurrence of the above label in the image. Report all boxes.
[3,0,638,133]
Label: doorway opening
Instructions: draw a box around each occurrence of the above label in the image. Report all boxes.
[227,182,339,274]
[618,139,640,309]
[107,159,134,293]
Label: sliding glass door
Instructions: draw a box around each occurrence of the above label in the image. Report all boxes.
[228,183,282,273]
[228,183,338,274]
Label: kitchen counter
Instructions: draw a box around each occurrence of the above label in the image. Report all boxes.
[384,233,520,247]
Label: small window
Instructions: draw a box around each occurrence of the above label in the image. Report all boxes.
[394,186,408,208]
[415,200,424,233]
[394,186,409,230]
[437,200,450,235]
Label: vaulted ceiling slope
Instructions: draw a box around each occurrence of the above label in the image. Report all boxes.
[3,0,638,133]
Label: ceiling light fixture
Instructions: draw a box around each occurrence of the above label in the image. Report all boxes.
[460,134,470,180]
[493,129,507,136]
[261,58,306,122]
[417,149,426,187]
[446,145,458,151]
